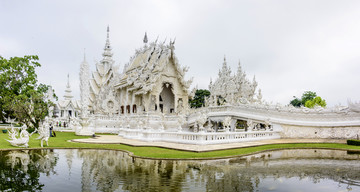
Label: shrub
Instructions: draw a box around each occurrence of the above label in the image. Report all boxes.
[347,139,360,146]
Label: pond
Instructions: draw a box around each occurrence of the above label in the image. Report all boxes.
[0,149,360,192]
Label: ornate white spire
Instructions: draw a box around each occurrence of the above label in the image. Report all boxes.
[80,51,90,117]
[101,25,113,64]
[143,32,148,44]
[237,60,242,74]
[64,74,73,100]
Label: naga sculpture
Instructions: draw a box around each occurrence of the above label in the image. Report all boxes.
[7,124,35,148]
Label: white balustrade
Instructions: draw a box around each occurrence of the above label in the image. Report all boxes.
[119,129,280,145]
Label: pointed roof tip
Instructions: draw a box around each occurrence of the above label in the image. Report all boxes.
[83,48,86,61]
[66,73,70,88]
[143,32,148,44]
[106,25,110,39]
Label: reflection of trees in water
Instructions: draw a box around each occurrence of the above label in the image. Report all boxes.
[0,150,58,192]
[75,149,360,192]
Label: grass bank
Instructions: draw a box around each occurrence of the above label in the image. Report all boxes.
[1,132,360,159]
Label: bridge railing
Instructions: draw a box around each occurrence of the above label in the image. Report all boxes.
[118,129,280,145]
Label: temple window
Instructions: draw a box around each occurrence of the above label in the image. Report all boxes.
[132,105,137,113]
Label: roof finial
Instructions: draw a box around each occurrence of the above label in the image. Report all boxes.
[83,48,86,61]
[107,25,110,38]
[64,73,73,100]
[67,73,70,88]
[143,32,148,44]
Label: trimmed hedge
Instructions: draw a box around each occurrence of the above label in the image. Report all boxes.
[347,139,360,146]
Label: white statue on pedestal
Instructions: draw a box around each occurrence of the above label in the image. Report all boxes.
[223,116,232,132]
[36,117,50,147]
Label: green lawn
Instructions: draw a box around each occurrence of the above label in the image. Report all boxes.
[1,131,360,159]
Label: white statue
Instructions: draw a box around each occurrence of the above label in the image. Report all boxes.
[196,112,207,132]
[223,116,232,132]
[7,124,35,148]
[159,113,165,131]
[207,121,214,132]
[247,119,254,132]
[177,115,185,132]
[36,117,50,147]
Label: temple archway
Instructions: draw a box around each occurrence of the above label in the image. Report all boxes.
[159,83,175,113]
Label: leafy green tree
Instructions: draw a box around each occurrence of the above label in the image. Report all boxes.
[301,91,317,106]
[0,55,53,129]
[7,84,54,131]
[189,89,210,108]
[290,97,302,107]
[290,91,326,108]
[305,96,326,108]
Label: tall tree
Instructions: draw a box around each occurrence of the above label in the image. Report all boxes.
[305,96,327,108]
[301,91,317,106]
[189,89,210,108]
[0,55,53,129]
[290,91,326,108]
[290,97,302,107]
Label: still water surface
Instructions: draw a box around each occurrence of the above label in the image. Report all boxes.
[0,149,360,192]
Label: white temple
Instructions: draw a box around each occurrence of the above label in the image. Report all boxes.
[56,74,80,120]
[61,27,360,144]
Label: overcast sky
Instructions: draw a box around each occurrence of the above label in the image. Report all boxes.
[1,0,359,107]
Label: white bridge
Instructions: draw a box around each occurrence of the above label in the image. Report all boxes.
[59,102,360,145]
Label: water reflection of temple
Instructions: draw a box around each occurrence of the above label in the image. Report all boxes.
[74,149,360,192]
[1,149,360,191]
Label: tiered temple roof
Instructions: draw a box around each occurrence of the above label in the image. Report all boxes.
[114,38,192,95]
[89,26,116,106]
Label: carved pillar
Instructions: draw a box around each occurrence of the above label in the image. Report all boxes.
[125,88,129,111]
[118,89,122,116]
[156,94,160,112]
[131,92,135,114]
[174,95,178,113]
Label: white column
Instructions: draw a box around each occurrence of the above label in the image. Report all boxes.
[174,95,178,113]
[131,92,135,114]
[125,88,129,114]
[118,89,122,116]
[156,95,160,112]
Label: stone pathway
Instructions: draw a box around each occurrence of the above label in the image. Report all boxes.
[71,135,346,152]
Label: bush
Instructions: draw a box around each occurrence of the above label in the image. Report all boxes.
[347,139,360,146]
